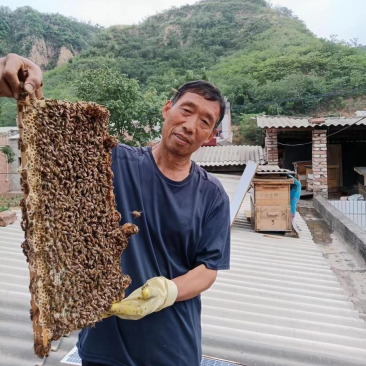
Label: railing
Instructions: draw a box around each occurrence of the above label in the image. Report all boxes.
[329,200,366,230]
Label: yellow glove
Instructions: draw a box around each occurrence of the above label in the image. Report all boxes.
[104,277,178,320]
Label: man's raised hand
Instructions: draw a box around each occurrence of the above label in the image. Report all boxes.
[0,53,43,100]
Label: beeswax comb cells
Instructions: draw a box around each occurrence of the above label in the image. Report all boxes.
[19,99,138,357]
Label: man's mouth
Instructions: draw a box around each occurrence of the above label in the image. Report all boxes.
[173,133,190,144]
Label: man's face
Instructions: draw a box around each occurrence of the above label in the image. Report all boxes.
[161,92,220,157]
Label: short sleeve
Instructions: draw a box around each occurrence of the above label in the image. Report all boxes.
[194,196,231,270]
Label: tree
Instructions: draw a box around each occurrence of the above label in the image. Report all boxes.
[76,66,165,146]
[1,146,15,164]
[238,114,262,145]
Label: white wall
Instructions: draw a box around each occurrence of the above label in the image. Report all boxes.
[220,101,233,143]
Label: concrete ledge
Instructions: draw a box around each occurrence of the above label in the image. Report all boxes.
[314,196,366,261]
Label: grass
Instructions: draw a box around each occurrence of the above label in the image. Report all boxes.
[0,206,9,212]
[0,194,23,210]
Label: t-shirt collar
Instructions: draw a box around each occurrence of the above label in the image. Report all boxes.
[147,146,196,186]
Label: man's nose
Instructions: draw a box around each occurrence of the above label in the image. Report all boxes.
[181,115,197,134]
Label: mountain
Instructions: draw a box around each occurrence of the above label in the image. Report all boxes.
[1,0,366,128]
[0,6,101,70]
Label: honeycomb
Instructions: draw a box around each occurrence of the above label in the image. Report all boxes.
[18,99,138,357]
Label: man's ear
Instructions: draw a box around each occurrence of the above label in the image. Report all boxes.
[162,100,172,119]
[204,128,217,143]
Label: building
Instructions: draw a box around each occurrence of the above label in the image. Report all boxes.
[202,101,233,147]
[218,100,233,144]
[257,116,366,197]
[8,133,21,192]
[0,127,20,194]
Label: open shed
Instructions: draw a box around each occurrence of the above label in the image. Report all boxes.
[257,116,366,197]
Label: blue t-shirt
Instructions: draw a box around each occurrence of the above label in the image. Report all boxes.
[77,145,231,366]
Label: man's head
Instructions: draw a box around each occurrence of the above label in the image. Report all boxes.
[161,80,226,157]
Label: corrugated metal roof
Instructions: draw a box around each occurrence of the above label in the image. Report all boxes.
[0,214,78,366]
[257,116,366,129]
[191,146,265,167]
[8,134,19,140]
[1,178,366,366]
[256,165,294,174]
[0,127,18,133]
[354,167,366,176]
[217,139,233,146]
[202,174,366,366]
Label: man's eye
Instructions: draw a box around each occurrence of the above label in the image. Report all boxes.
[182,108,191,114]
[201,120,209,126]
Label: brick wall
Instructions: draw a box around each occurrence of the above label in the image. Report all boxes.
[0,152,11,195]
[265,128,278,165]
[312,129,328,197]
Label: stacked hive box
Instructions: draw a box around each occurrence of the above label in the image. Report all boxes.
[250,167,293,232]
[18,98,138,357]
[305,165,313,191]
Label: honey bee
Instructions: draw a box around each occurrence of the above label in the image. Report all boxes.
[132,211,142,219]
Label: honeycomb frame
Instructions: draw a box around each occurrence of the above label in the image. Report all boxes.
[18,98,138,357]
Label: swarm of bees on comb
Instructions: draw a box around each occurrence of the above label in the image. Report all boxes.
[18,97,138,357]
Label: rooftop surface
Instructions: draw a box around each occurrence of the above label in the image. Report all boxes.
[202,174,366,366]
[0,176,366,366]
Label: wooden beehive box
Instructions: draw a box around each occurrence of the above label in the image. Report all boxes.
[250,177,293,232]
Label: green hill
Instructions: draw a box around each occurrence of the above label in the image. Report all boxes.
[0,6,100,69]
[1,0,366,128]
[0,6,100,124]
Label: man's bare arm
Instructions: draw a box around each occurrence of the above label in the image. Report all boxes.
[173,264,217,302]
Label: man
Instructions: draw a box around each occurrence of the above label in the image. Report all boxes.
[0,54,230,366]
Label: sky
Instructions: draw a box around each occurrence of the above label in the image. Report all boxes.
[2,0,366,44]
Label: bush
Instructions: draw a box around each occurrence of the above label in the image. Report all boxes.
[238,114,263,145]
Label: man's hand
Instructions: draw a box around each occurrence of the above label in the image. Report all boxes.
[104,265,217,321]
[104,277,178,320]
[0,53,43,100]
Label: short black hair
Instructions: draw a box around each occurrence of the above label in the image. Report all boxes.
[170,80,226,128]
